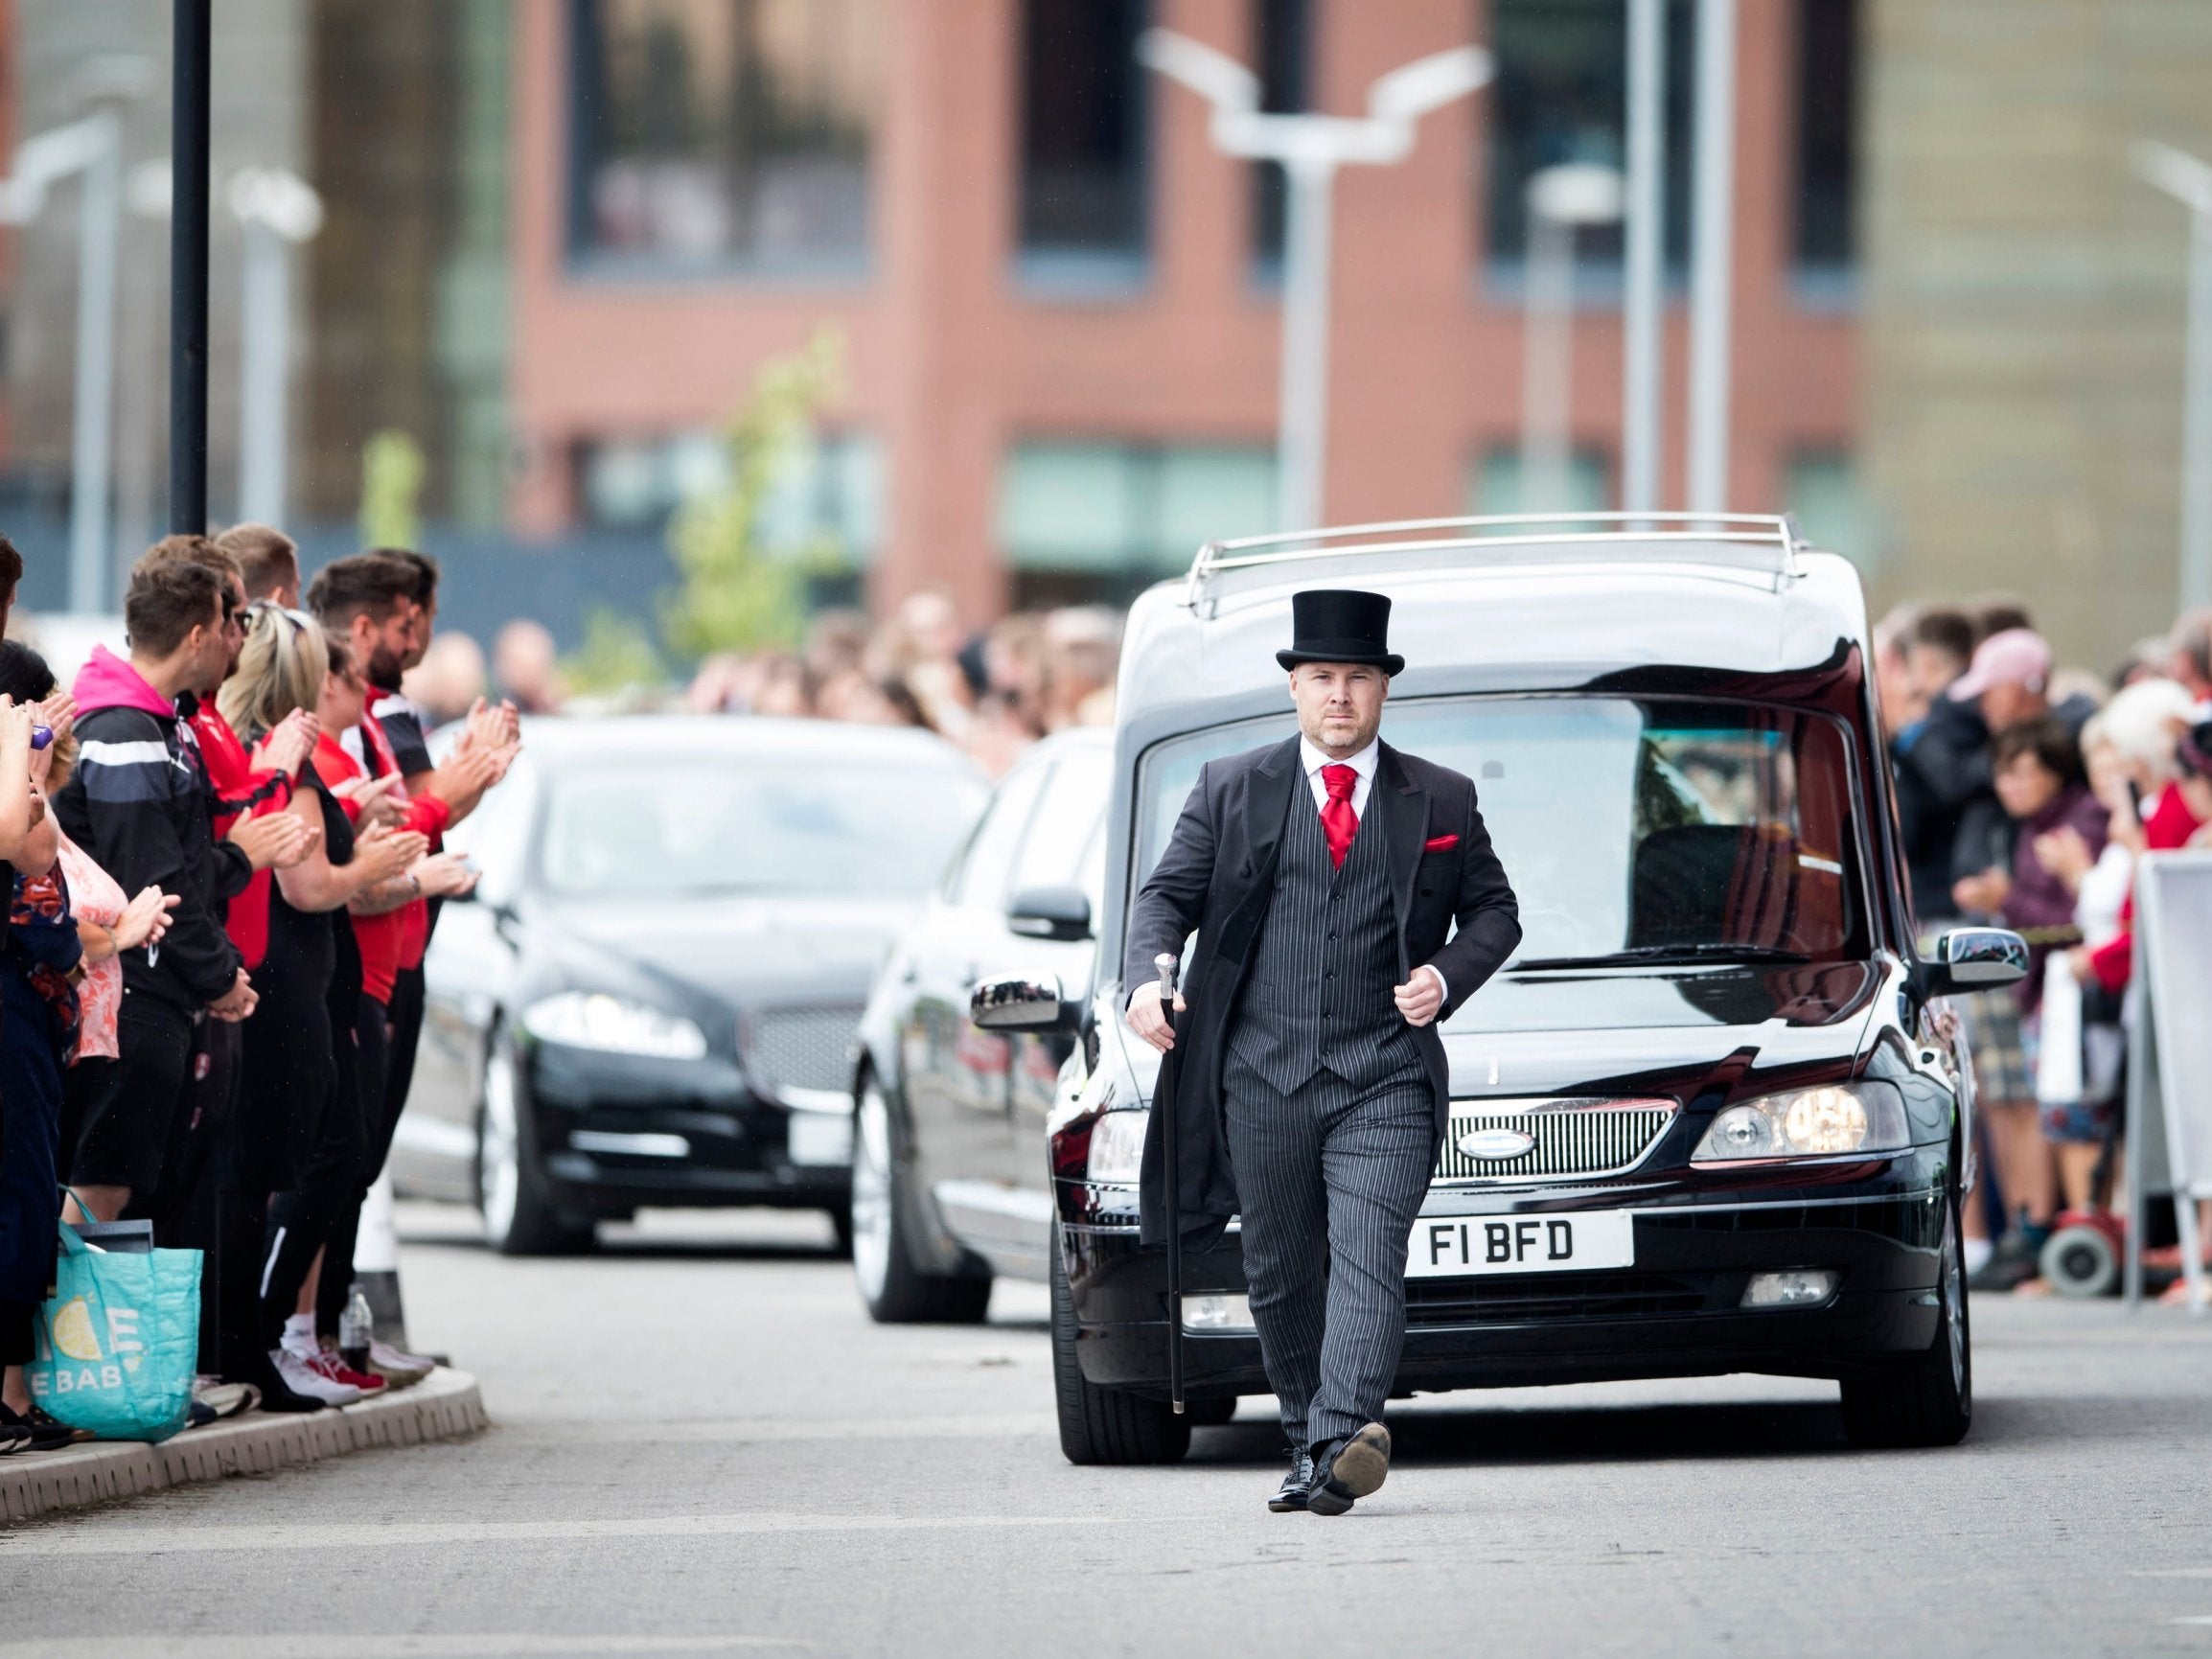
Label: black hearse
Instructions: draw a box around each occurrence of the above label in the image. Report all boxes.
[864,515,2026,1463]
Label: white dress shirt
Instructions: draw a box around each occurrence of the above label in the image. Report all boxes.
[1296,734,1446,1004]
[1300,735,1378,816]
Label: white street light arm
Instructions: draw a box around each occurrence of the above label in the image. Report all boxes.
[2133,139,2212,218]
[1367,46,1493,127]
[1134,29,1258,116]
[0,112,119,224]
[228,165,324,242]
[1140,29,1490,171]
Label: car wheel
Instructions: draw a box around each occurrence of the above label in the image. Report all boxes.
[1049,1229,1191,1466]
[475,1031,595,1257]
[849,1077,990,1324]
[825,1204,855,1259]
[1839,1165,1971,1448]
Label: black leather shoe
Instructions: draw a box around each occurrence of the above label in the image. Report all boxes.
[1268,1450,1314,1512]
[1306,1422,1391,1516]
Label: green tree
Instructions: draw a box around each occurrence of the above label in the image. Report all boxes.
[563,609,667,697]
[661,325,846,659]
[358,429,427,550]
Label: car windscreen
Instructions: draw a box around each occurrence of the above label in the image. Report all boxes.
[540,758,987,899]
[1134,695,1868,971]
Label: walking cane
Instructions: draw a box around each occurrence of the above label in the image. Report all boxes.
[1155,951,1186,1416]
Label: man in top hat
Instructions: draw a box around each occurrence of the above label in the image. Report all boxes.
[1125,588,1521,1514]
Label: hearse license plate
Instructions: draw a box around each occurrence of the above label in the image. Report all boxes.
[1406,1210,1637,1279]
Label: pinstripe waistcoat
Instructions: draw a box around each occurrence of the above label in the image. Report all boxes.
[1227,788,1422,1096]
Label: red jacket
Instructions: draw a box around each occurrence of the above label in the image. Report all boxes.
[2088,783,2204,992]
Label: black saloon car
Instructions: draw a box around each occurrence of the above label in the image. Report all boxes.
[858,515,2029,1463]
[393,716,987,1253]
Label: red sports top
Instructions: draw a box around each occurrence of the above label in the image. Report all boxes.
[338,722,450,997]
[190,701,293,971]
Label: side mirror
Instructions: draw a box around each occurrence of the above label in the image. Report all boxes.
[1006,885,1092,943]
[970,972,1075,1033]
[1921,927,2029,999]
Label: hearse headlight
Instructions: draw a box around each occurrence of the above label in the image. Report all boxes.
[1086,1109,1148,1186]
[1692,1084,1909,1164]
[522,991,709,1060]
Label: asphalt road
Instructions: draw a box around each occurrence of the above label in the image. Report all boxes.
[3,1202,2210,1658]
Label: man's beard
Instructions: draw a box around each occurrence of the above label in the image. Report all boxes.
[368,644,404,686]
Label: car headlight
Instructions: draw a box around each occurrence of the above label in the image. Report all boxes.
[1691,1083,1910,1164]
[1086,1109,1148,1185]
[521,991,709,1060]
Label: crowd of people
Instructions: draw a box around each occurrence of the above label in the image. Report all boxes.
[680,592,1123,777]
[0,526,519,1455]
[1878,596,2212,1301]
[399,591,1125,782]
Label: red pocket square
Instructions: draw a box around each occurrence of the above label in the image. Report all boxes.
[1423,833,1459,852]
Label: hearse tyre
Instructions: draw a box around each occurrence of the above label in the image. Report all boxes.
[1838,1136,1972,1449]
[1050,1231,1192,1465]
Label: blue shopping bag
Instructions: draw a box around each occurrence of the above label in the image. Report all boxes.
[28,1219,201,1442]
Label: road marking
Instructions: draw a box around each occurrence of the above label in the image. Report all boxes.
[0,1512,1114,1559]
[0,1640,799,1658]
[496,1413,1056,1445]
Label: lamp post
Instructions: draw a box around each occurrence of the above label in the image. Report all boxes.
[2133,139,2212,613]
[1621,0,1666,519]
[1686,0,1738,516]
[172,0,212,535]
[1137,30,1492,533]
[229,168,325,527]
[0,112,123,612]
[1520,164,1624,515]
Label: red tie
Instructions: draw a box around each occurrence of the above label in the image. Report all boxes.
[1321,764,1359,869]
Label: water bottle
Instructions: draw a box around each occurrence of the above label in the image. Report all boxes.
[338,1284,375,1375]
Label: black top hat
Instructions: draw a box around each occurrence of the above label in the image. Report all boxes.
[1276,588,1404,677]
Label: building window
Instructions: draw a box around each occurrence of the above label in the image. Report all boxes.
[1251,0,1313,272]
[1785,449,1872,571]
[998,441,1275,605]
[1792,0,1857,292]
[569,0,878,275]
[578,428,883,568]
[1484,0,1693,276]
[1468,448,1613,516]
[1019,0,1149,288]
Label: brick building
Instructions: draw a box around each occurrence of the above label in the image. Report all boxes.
[503,0,1863,623]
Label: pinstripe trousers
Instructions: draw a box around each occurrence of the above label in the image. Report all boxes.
[1223,1048,1435,1456]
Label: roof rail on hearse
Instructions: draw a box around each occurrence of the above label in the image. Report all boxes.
[1181,512,1809,611]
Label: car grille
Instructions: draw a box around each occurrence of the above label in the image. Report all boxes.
[741,1006,863,1096]
[1432,1099,1677,1184]
[1406,1271,1716,1325]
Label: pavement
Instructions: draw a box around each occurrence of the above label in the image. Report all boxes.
[1,1200,2209,1658]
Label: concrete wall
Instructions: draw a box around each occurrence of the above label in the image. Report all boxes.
[1862,0,2212,670]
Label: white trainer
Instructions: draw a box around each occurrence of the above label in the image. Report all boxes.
[368,1338,436,1383]
[271,1346,360,1405]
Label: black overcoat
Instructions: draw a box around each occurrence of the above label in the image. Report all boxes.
[1120,733,1522,1245]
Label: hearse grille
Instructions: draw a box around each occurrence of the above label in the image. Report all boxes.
[1432,1099,1677,1185]
[741,1006,863,1095]
[1406,1271,1717,1326]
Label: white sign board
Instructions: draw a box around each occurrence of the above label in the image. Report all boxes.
[2127,852,2212,1313]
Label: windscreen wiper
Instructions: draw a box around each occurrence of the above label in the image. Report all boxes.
[1512,943,1816,971]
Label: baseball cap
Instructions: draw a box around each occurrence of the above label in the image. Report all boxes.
[1947,628,2053,702]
